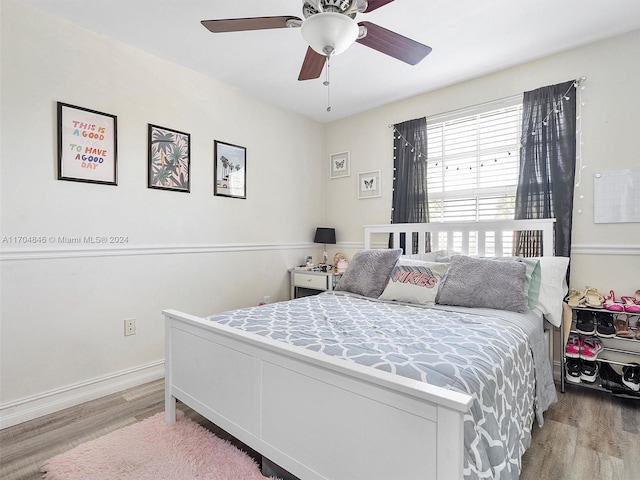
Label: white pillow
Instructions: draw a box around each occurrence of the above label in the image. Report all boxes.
[533,256,569,327]
[379,259,449,305]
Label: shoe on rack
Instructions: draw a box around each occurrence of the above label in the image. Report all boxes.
[576,310,596,335]
[595,312,616,338]
[565,288,585,307]
[615,314,635,339]
[620,296,640,314]
[565,333,583,358]
[580,360,600,383]
[580,336,603,360]
[600,363,640,398]
[622,363,640,392]
[566,358,582,384]
[583,286,604,308]
[603,290,624,312]
[599,362,623,391]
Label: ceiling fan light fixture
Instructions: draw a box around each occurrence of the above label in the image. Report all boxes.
[301,12,359,56]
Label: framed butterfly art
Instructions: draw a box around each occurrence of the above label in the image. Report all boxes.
[329,151,350,179]
[358,170,381,199]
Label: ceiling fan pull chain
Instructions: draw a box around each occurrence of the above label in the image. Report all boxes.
[324,53,332,112]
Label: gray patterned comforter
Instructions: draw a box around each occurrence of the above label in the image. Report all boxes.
[207,291,557,480]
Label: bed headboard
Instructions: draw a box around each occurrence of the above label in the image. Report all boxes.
[363,219,556,257]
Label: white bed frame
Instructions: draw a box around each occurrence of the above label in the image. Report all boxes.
[164,219,555,480]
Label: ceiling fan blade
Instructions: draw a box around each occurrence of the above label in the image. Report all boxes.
[364,0,395,13]
[356,22,432,65]
[201,16,301,33]
[298,47,326,81]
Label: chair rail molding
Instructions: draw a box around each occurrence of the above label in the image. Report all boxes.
[570,244,640,256]
[0,242,314,261]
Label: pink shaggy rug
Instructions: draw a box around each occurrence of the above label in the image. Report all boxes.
[41,411,268,479]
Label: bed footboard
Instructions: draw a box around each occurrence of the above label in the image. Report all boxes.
[164,309,473,480]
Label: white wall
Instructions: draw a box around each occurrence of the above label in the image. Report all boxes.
[0,0,326,425]
[324,29,640,293]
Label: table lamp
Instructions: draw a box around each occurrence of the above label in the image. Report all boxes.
[314,227,336,265]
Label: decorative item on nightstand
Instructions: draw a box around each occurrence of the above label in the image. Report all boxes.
[314,227,336,267]
[334,252,348,273]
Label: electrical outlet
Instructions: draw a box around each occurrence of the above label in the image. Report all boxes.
[124,318,136,336]
[263,296,271,304]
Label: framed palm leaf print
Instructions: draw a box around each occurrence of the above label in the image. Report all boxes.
[148,124,191,192]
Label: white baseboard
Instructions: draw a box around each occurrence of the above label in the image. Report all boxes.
[0,360,164,430]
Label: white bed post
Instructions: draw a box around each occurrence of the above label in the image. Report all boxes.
[437,406,465,479]
[164,316,177,424]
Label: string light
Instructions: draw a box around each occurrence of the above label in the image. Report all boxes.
[523,77,586,139]
[388,128,426,162]
[388,76,586,174]
[388,124,511,171]
[574,76,587,215]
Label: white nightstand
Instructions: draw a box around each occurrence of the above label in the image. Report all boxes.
[289,269,342,299]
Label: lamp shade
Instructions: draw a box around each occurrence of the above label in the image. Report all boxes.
[314,227,336,244]
[301,12,359,56]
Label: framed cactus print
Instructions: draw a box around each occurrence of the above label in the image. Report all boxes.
[214,140,246,199]
[148,124,191,192]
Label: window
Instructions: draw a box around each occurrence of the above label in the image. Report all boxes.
[426,97,522,254]
[427,98,522,222]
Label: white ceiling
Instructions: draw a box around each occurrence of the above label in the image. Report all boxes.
[17,0,640,122]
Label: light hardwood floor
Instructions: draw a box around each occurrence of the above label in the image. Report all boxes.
[1,380,638,480]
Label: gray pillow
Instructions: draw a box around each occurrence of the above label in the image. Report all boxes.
[487,257,542,310]
[335,249,402,298]
[435,255,527,313]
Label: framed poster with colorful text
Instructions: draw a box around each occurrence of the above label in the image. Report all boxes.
[57,102,117,185]
[148,124,191,192]
[214,140,246,199]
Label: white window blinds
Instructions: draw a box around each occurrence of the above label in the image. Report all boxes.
[426,99,522,223]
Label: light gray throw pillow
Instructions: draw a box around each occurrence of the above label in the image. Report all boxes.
[435,255,527,313]
[335,249,402,298]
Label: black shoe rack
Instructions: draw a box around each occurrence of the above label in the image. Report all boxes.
[561,306,640,398]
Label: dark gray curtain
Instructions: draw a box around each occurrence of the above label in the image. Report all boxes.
[514,80,576,259]
[390,117,429,253]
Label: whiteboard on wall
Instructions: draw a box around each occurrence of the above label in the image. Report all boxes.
[593,168,640,223]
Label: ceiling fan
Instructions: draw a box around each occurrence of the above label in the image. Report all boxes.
[201,0,432,81]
